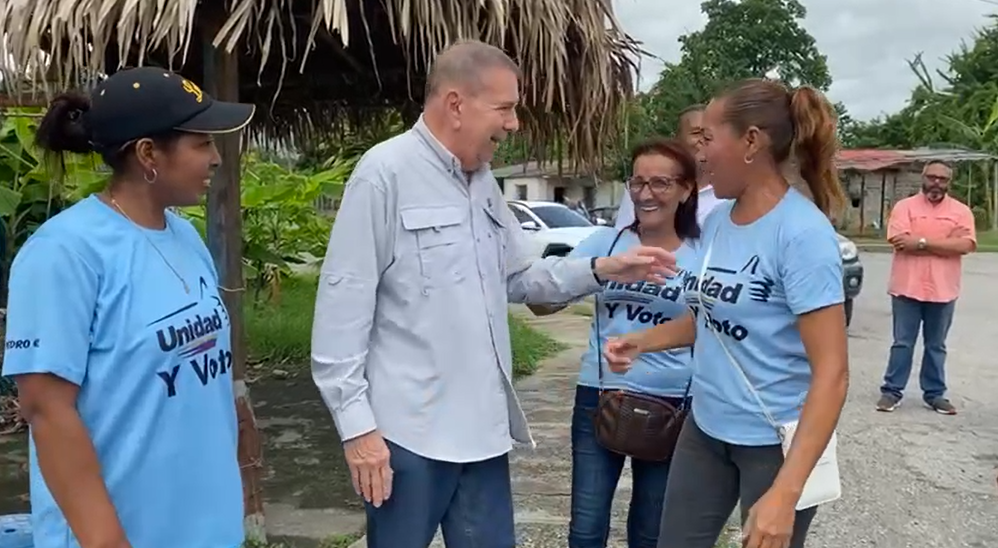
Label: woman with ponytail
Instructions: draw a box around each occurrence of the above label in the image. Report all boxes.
[603,79,849,548]
[2,67,254,548]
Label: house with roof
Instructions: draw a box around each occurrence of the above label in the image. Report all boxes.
[831,148,994,233]
[490,160,625,212]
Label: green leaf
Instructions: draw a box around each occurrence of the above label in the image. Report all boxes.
[983,92,998,135]
[0,186,23,217]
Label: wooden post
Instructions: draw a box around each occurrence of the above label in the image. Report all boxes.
[878,170,887,232]
[200,8,267,542]
[859,173,866,235]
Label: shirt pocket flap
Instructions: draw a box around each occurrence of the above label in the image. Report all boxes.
[400,205,466,249]
[401,205,465,230]
[482,205,506,228]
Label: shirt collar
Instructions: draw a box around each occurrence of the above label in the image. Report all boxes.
[412,115,464,175]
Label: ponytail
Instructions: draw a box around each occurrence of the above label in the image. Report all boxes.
[789,86,845,216]
[35,92,95,155]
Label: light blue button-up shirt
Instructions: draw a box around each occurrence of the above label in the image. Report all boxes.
[311,118,601,463]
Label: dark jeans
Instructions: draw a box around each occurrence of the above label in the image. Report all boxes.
[881,294,956,402]
[569,385,679,548]
[364,440,515,548]
[657,415,816,548]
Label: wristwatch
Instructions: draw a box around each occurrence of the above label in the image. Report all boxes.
[917,237,927,250]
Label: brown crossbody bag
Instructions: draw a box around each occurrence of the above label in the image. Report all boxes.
[592,227,691,462]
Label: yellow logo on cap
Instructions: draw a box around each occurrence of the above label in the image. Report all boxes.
[181,79,203,103]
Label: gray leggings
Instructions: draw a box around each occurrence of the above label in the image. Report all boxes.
[657,415,817,548]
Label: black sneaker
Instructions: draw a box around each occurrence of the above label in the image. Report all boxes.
[925,397,957,415]
[876,394,900,412]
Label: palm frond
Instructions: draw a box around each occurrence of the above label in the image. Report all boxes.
[1,0,642,171]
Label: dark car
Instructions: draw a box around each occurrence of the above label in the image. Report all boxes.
[837,233,863,326]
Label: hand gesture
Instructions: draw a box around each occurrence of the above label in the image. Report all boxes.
[603,336,642,373]
[595,246,677,284]
[741,488,796,548]
[343,430,393,508]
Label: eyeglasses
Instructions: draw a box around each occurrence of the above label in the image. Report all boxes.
[925,175,950,184]
[627,176,682,194]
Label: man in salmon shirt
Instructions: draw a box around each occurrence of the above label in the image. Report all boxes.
[877,160,976,415]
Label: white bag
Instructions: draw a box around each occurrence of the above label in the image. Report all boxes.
[698,233,841,511]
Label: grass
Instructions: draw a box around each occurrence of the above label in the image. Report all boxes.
[843,228,998,252]
[244,275,318,374]
[508,314,566,378]
[245,275,564,379]
[243,532,362,548]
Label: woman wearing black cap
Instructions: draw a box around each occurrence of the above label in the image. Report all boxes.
[1,67,255,548]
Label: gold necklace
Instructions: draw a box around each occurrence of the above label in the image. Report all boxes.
[108,195,191,294]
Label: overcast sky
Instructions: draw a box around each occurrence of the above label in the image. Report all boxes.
[613,0,996,121]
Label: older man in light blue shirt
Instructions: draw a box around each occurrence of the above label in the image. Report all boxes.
[311,40,674,548]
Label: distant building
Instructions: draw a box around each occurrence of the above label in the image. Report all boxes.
[830,148,994,233]
[490,160,624,210]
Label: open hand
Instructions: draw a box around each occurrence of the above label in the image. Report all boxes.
[343,430,393,508]
[741,488,796,548]
[603,336,642,373]
[595,246,677,284]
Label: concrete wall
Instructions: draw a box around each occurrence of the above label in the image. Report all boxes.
[499,176,625,208]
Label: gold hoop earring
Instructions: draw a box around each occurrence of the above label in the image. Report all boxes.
[743,155,754,165]
[144,168,159,184]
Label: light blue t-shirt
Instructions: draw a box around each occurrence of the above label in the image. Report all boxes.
[685,189,844,446]
[1,195,243,548]
[571,227,696,398]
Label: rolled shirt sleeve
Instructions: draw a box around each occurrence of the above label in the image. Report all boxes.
[311,176,394,442]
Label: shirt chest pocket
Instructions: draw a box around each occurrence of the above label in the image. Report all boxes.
[400,205,468,286]
[911,213,961,239]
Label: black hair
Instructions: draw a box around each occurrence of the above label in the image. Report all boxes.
[35,92,183,174]
[627,138,701,241]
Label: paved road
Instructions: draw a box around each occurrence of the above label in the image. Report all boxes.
[809,252,998,548]
[352,252,998,548]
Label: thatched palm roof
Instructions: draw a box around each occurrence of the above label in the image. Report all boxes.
[1,0,640,169]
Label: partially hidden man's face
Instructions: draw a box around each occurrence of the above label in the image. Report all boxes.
[679,110,705,181]
[921,163,952,204]
[679,110,704,155]
[453,67,521,171]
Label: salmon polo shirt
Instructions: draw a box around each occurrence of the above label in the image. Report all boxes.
[887,193,976,303]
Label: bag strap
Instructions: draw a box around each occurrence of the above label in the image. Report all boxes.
[697,228,780,432]
[596,227,628,392]
[596,228,693,403]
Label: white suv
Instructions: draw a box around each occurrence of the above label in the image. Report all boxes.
[507,200,602,258]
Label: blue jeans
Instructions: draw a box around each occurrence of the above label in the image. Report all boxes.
[881,295,956,402]
[364,440,515,548]
[569,385,678,548]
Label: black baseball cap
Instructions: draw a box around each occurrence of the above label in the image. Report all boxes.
[86,66,255,150]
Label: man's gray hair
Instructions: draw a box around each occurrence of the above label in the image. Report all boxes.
[425,40,521,100]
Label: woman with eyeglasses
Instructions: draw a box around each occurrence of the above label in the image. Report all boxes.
[530,138,700,548]
[1,67,254,548]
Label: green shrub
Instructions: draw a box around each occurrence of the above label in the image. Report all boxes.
[245,276,563,378]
